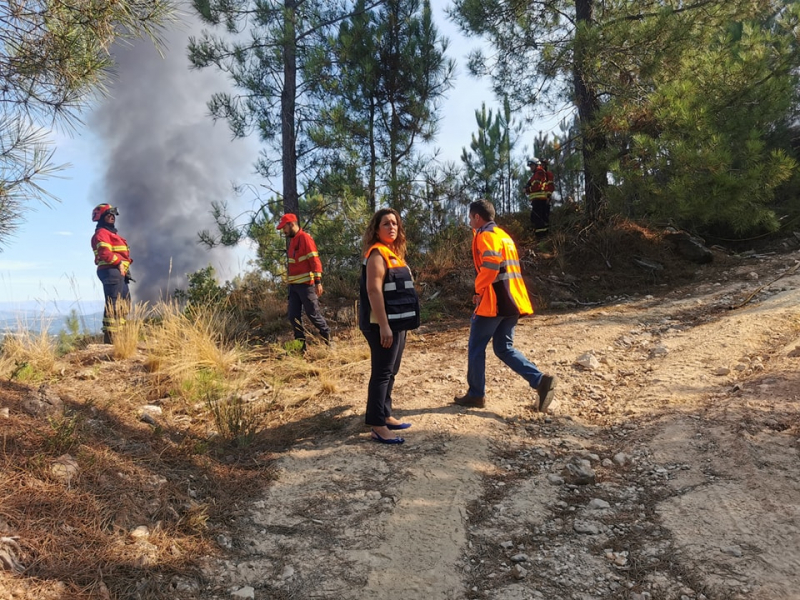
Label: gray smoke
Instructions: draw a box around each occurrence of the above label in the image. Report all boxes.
[91,13,253,303]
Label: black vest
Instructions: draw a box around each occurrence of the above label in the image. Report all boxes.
[359,244,420,332]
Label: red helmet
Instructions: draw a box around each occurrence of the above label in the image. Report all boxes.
[92,204,118,222]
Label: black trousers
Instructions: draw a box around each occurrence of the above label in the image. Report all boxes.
[287,283,330,342]
[362,328,407,427]
[530,200,550,234]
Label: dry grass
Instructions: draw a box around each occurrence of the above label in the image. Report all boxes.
[111,300,146,360]
[143,300,254,400]
[0,291,368,598]
[0,373,275,599]
[0,318,61,381]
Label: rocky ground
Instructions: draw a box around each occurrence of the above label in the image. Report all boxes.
[2,243,799,600]
[199,247,800,600]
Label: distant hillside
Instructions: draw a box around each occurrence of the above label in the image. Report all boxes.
[0,301,104,335]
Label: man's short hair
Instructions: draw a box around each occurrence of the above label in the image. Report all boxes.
[469,199,495,222]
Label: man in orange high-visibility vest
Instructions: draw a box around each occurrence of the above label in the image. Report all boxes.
[277,213,332,351]
[454,200,556,413]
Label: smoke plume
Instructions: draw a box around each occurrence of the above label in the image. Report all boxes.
[91,13,253,303]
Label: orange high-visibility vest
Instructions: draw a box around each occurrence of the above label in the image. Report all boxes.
[472,223,533,317]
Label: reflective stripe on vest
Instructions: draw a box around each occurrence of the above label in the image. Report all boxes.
[288,250,319,264]
[287,272,316,284]
[383,280,415,292]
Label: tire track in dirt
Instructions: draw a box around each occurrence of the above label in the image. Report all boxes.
[355,437,488,599]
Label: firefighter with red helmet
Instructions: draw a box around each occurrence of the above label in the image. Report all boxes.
[525,157,555,236]
[276,213,331,351]
[91,203,133,344]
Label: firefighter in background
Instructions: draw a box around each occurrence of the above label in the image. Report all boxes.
[276,213,332,351]
[91,204,133,344]
[525,157,555,236]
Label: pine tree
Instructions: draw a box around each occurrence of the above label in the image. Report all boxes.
[310,0,454,212]
[449,0,800,232]
[189,0,362,217]
[0,0,174,245]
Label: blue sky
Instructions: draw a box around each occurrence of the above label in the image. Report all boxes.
[0,131,108,312]
[0,2,535,312]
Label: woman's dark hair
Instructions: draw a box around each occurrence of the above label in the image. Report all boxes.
[362,208,407,259]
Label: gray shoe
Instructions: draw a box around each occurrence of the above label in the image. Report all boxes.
[536,375,556,413]
[453,393,486,408]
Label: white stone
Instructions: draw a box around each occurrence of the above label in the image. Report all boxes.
[575,353,601,370]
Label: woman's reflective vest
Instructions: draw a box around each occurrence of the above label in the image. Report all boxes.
[359,243,420,332]
[91,227,132,275]
[472,222,534,318]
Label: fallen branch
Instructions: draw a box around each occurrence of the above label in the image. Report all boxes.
[729,261,800,310]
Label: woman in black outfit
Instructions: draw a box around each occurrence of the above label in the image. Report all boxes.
[359,208,421,445]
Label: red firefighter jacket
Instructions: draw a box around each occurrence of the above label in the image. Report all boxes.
[472,222,533,318]
[287,229,323,285]
[91,227,132,275]
[525,166,555,202]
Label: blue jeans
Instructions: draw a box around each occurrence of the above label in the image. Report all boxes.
[467,314,543,397]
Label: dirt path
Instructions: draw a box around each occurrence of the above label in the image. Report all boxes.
[206,250,800,600]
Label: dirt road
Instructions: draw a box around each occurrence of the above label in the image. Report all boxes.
[206,249,800,600]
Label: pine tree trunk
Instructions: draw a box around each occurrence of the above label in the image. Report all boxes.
[282,0,299,216]
[574,0,608,221]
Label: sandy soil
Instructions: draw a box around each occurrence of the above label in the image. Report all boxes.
[203,248,800,600]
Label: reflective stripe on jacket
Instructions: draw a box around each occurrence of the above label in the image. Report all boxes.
[286,229,323,285]
[472,222,533,317]
[525,166,553,202]
[91,227,132,274]
[359,243,420,332]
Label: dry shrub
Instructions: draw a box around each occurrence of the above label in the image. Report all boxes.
[143,300,253,399]
[0,319,60,380]
[411,224,474,320]
[111,301,147,360]
[226,277,288,340]
[537,215,704,303]
[206,391,269,447]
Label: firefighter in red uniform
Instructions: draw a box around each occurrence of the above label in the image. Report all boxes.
[91,203,133,344]
[276,213,332,350]
[525,157,555,236]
